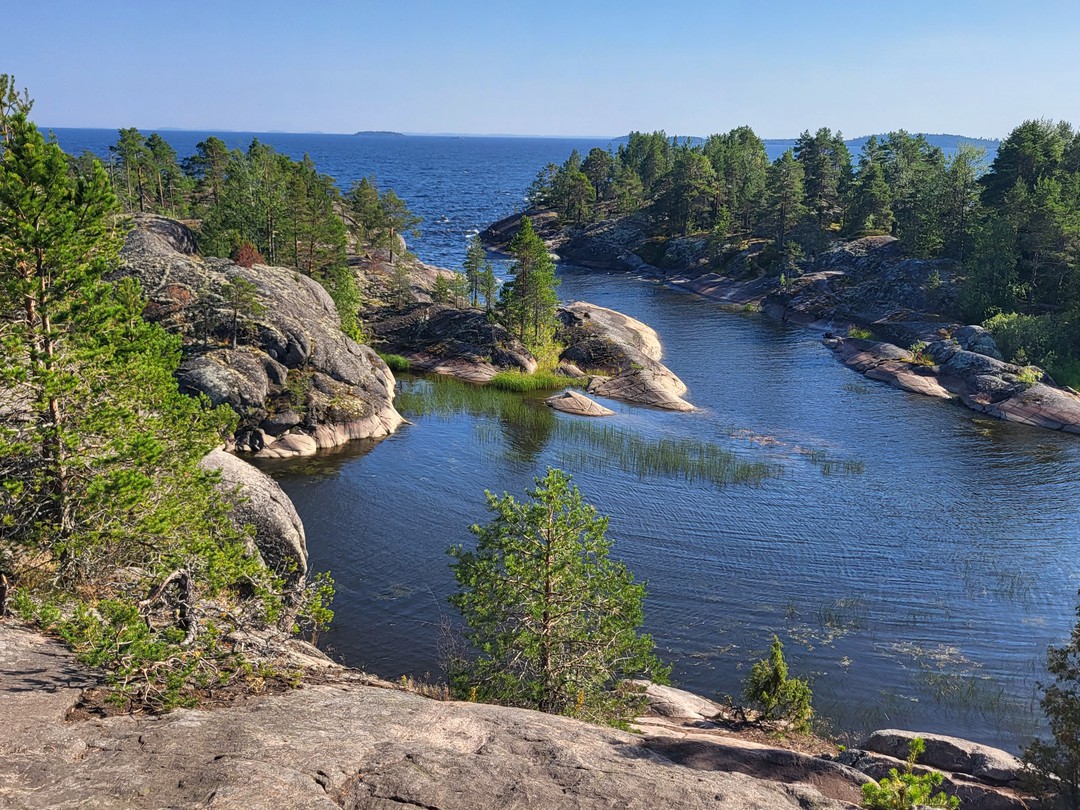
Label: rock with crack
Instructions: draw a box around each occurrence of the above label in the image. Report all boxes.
[117,215,403,458]
[558,301,693,411]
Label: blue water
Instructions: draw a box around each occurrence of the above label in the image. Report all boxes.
[52,127,1075,751]
[49,128,614,272]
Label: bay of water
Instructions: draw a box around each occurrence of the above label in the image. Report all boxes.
[54,127,1078,750]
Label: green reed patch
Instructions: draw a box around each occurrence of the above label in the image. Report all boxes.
[488,369,580,393]
[379,353,412,373]
[395,377,780,488]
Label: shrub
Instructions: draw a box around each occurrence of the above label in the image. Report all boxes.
[847,325,873,340]
[742,635,813,732]
[231,241,265,268]
[1025,589,1080,809]
[861,737,959,809]
[908,341,934,366]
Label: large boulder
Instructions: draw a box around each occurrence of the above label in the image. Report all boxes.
[119,215,403,457]
[863,729,1024,785]
[558,302,693,411]
[200,449,307,615]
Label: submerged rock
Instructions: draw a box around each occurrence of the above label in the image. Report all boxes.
[119,215,403,458]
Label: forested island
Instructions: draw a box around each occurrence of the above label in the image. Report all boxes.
[516,124,1080,389]
[4,69,1080,809]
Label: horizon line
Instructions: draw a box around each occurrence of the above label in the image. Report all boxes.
[40,125,1004,144]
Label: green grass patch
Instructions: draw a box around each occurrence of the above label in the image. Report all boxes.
[379,353,412,373]
[489,370,576,393]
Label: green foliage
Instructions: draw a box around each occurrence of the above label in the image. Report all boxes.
[432,272,453,303]
[861,737,960,809]
[0,90,289,711]
[742,635,813,732]
[378,353,412,374]
[847,325,873,340]
[488,370,575,393]
[448,469,669,725]
[294,571,336,646]
[1025,590,1080,809]
[907,341,935,366]
[499,217,560,353]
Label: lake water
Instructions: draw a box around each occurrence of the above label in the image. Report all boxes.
[56,128,1077,750]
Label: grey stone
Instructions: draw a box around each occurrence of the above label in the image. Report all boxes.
[954,325,1004,360]
[119,215,402,455]
[200,449,307,610]
[0,625,854,810]
[545,390,615,417]
[864,729,1024,785]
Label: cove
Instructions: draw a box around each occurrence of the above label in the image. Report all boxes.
[255,261,1080,753]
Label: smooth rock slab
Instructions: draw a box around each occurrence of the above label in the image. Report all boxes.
[545,390,615,417]
[0,626,853,810]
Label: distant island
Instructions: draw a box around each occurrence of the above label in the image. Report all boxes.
[353,130,405,137]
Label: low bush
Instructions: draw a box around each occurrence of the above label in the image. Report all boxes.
[742,635,813,732]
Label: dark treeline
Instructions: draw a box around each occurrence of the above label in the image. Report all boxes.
[95,129,422,340]
[531,121,1080,385]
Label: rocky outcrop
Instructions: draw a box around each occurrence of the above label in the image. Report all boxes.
[838,729,1036,810]
[0,624,855,810]
[200,449,308,614]
[863,729,1024,786]
[545,390,615,417]
[368,303,536,383]
[827,335,1080,433]
[558,302,693,411]
[119,215,403,458]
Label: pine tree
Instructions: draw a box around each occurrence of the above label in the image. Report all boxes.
[463,235,486,307]
[448,469,668,725]
[1,96,282,709]
[499,217,559,351]
[765,150,807,264]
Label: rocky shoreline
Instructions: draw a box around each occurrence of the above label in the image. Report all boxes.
[484,210,1080,435]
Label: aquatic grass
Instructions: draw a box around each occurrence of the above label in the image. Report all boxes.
[379,353,412,373]
[554,422,780,487]
[488,369,578,393]
[395,376,780,488]
[796,447,865,476]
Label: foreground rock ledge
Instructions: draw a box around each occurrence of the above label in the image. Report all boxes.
[0,625,849,810]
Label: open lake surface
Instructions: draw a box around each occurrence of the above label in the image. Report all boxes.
[57,128,1080,750]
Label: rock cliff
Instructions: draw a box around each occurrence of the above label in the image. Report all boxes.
[118,216,403,458]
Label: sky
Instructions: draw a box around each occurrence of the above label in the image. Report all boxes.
[7,0,1078,139]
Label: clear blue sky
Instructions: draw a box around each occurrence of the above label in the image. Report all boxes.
[8,0,1077,139]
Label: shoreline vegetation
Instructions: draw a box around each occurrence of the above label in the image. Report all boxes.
[497,123,1080,392]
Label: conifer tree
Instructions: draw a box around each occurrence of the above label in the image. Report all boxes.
[448,469,668,725]
[499,217,559,351]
